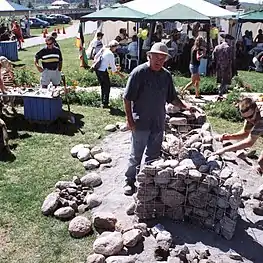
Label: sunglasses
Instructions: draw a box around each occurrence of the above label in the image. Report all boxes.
[241,108,257,121]
[46,42,53,46]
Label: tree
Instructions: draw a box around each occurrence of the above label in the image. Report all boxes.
[27,1,34,8]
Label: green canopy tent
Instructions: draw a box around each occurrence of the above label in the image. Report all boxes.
[239,10,263,23]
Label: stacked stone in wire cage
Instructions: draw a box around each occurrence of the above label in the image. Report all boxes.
[133,123,243,240]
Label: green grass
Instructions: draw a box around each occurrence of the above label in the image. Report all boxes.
[30,23,72,36]
[0,105,124,263]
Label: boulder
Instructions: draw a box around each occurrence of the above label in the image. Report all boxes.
[70,144,85,157]
[93,212,117,231]
[106,256,135,263]
[54,207,75,220]
[55,181,77,190]
[81,173,102,187]
[122,229,142,247]
[93,231,123,256]
[105,124,117,132]
[91,146,104,157]
[83,159,100,170]
[68,216,92,238]
[77,147,91,162]
[161,189,185,207]
[126,202,136,215]
[86,254,105,263]
[169,117,187,126]
[41,192,59,216]
[94,152,112,164]
[253,184,263,201]
[84,193,102,209]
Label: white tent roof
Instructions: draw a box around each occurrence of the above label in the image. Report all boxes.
[0,0,30,11]
[51,0,70,6]
[124,0,236,18]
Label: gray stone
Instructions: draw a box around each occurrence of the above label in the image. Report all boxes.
[68,200,78,212]
[199,164,210,173]
[169,117,187,126]
[167,257,181,263]
[81,173,102,187]
[126,202,136,215]
[137,184,159,202]
[93,212,117,231]
[55,181,77,190]
[163,159,179,168]
[41,192,60,216]
[77,147,91,161]
[94,152,112,164]
[93,231,123,256]
[154,168,172,185]
[91,146,104,157]
[168,179,186,192]
[105,124,117,132]
[191,142,202,149]
[122,229,142,247]
[84,193,102,209]
[229,252,243,261]
[78,204,88,214]
[161,189,185,207]
[189,169,202,181]
[217,197,229,209]
[156,230,172,250]
[174,165,189,178]
[54,207,75,220]
[188,191,211,208]
[220,167,233,180]
[68,216,92,238]
[184,134,201,147]
[70,144,85,157]
[67,187,77,195]
[204,175,218,187]
[83,159,100,170]
[220,216,236,240]
[223,152,237,162]
[72,175,81,185]
[86,254,105,263]
[136,172,154,184]
[133,223,149,237]
[106,256,135,263]
[166,206,184,220]
[180,158,196,169]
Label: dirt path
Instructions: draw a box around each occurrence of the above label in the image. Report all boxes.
[92,131,263,263]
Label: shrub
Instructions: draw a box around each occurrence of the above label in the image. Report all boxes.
[204,90,243,122]
[14,67,38,86]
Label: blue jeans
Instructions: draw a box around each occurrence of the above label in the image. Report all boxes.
[125,129,164,183]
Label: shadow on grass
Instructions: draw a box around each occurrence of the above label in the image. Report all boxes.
[2,109,85,137]
[109,106,125,117]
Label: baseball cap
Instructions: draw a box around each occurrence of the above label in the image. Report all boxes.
[147,42,171,58]
[108,40,119,47]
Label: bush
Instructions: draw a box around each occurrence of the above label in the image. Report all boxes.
[204,90,243,122]
[14,67,38,86]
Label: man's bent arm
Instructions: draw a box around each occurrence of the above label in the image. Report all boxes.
[124,98,133,123]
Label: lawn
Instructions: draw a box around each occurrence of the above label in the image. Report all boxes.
[0,106,124,263]
[30,23,72,37]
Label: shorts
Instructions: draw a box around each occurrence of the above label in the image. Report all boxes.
[189,64,199,75]
[41,69,61,86]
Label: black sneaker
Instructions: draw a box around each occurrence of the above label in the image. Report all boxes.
[124,181,135,196]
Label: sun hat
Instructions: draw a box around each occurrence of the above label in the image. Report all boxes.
[108,40,119,48]
[147,42,171,58]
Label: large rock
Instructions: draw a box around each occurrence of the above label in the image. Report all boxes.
[93,212,117,231]
[68,216,92,238]
[55,181,77,190]
[86,254,105,263]
[136,184,159,202]
[156,230,172,250]
[84,193,102,209]
[83,159,100,170]
[41,192,60,216]
[70,144,86,157]
[220,167,233,180]
[77,147,91,162]
[91,146,104,157]
[122,229,142,247]
[154,168,172,186]
[94,152,112,164]
[105,124,117,132]
[81,173,102,187]
[106,256,135,263]
[93,231,123,256]
[161,189,185,207]
[169,117,187,126]
[54,207,75,220]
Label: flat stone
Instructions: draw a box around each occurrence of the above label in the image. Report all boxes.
[105,256,135,263]
[220,167,233,180]
[91,146,104,157]
[169,117,187,126]
[55,181,77,190]
[229,252,243,261]
[122,229,142,247]
[81,173,102,187]
[41,192,60,216]
[161,189,185,207]
[93,212,117,231]
[68,216,92,238]
[105,124,117,132]
[84,193,102,209]
[54,207,75,220]
[83,159,100,170]
[163,159,179,168]
[94,152,112,164]
[133,223,149,237]
[180,158,196,169]
[189,169,202,181]
[184,134,201,147]
[86,254,105,263]
[70,144,85,157]
[77,147,91,162]
[93,231,123,256]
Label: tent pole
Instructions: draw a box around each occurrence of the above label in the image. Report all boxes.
[137,22,141,63]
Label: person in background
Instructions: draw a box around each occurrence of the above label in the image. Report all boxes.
[127,35,138,57]
[35,36,63,89]
[94,40,125,108]
[51,31,60,49]
[11,20,24,50]
[182,36,205,99]
[210,23,219,48]
[0,56,13,94]
[90,32,104,59]
[24,15,30,37]
[212,34,234,101]
[215,97,263,175]
[252,51,263,72]
[254,29,263,45]
[243,30,253,52]
[123,42,196,195]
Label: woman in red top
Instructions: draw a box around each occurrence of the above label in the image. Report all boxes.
[11,21,24,50]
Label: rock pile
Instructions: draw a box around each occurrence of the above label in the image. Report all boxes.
[71,144,112,170]
[131,122,243,240]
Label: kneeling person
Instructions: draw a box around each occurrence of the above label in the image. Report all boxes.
[35,36,63,88]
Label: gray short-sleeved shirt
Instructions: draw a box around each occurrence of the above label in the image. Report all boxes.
[123,62,178,131]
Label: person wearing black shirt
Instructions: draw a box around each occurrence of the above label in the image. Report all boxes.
[182,36,205,99]
[51,31,60,49]
[35,36,63,88]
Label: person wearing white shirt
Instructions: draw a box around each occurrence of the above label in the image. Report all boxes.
[94,40,125,108]
[127,35,138,57]
[90,32,104,59]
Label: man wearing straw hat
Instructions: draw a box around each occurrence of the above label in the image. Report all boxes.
[123,42,196,195]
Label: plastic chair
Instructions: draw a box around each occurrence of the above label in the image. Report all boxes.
[125,54,139,71]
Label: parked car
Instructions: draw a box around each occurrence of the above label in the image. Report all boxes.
[35,14,56,25]
[48,14,71,24]
[29,18,50,28]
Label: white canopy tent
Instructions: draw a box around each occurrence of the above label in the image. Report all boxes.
[51,0,70,7]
